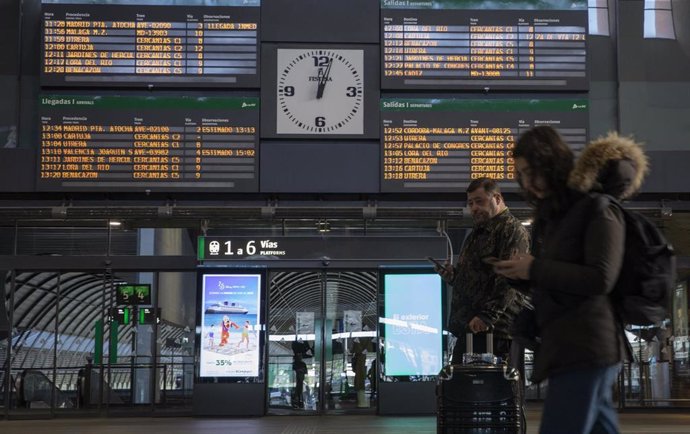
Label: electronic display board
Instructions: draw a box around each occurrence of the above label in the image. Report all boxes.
[138,307,161,325]
[116,284,151,305]
[199,273,262,378]
[110,307,132,325]
[109,307,160,325]
[381,97,588,192]
[381,0,588,90]
[41,0,260,87]
[38,95,259,192]
[380,270,444,378]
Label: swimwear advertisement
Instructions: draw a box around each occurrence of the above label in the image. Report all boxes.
[200,274,262,378]
[382,273,443,376]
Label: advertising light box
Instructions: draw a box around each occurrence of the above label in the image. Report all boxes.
[381,272,444,377]
[199,273,262,378]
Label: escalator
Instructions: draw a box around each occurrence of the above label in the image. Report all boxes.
[19,370,74,409]
[18,368,125,409]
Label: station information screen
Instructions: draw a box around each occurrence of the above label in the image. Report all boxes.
[381,98,588,192]
[41,0,260,87]
[38,95,259,192]
[381,0,588,90]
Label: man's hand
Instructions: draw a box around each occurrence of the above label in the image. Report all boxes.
[468,316,489,333]
[434,260,455,282]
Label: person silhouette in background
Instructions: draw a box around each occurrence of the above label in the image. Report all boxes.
[367,357,378,399]
[351,338,370,407]
[291,339,312,409]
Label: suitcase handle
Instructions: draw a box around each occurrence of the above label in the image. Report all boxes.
[465,324,494,355]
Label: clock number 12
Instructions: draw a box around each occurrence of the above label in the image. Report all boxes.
[313,56,330,67]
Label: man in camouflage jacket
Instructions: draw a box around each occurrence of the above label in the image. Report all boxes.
[439,177,530,364]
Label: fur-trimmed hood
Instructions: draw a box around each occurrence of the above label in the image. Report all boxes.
[568,132,649,200]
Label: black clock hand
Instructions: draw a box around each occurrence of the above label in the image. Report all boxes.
[316,58,332,99]
[316,60,331,99]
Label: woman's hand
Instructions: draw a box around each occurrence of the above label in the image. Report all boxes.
[493,253,534,281]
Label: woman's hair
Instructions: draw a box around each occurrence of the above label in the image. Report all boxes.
[512,126,575,214]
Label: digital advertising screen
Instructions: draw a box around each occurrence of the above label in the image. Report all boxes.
[380,271,444,377]
[381,97,588,192]
[381,0,588,90]
[38,95,259,192]
[41,0,260,88]
[199,273,262,378]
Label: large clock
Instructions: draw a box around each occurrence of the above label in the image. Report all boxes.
[261,44,378,139]
[276,48,364,135]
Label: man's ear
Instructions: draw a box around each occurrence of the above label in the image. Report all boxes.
[493,193,503,206]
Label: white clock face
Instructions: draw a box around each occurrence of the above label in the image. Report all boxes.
[277,48,364,135]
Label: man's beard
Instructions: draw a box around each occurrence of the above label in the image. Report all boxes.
[472,211,489,224]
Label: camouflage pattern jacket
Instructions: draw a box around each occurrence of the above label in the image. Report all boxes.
[448,208,531,339]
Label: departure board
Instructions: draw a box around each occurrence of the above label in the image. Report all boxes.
[381,0,588,90]
[41,0,260,87]
[381,98,588,192]
[38,95,259,192]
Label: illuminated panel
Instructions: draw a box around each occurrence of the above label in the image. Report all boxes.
[38,95,259,192]
[380,270,444,379]
[199,273,262,378]
[381,0,588,90]
[381,98,588,192]
[41,1,260,87]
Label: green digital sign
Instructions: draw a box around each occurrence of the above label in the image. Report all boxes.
[116,284,151,306]
[139,308,161,325]
[110,307,131,325]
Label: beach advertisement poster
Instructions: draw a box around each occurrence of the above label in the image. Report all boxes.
[200,274,262,377]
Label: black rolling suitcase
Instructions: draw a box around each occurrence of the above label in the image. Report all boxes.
[437,331,524,434]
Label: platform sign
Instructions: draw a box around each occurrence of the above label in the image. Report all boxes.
[110,307,132,325]
[139,307,161,325]
[116,284,151,305]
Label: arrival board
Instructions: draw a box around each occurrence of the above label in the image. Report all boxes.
[381,98,588,192]
[381,0,588,90]
[41,1,260,87]
[38,95,259,192]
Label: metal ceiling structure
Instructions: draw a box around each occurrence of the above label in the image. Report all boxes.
[2,271,189,378]
[268,271,378,335]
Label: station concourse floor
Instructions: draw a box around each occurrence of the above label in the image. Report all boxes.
[2,406,690,434]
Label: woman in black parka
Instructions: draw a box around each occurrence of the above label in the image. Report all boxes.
[494,126,629,434]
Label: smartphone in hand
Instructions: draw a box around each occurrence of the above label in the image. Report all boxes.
[426,256,446,269]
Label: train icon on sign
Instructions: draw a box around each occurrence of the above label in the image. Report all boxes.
[209,241,220,255]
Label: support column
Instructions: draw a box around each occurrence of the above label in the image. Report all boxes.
[134,229,155,404]
[134,228,196,403]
